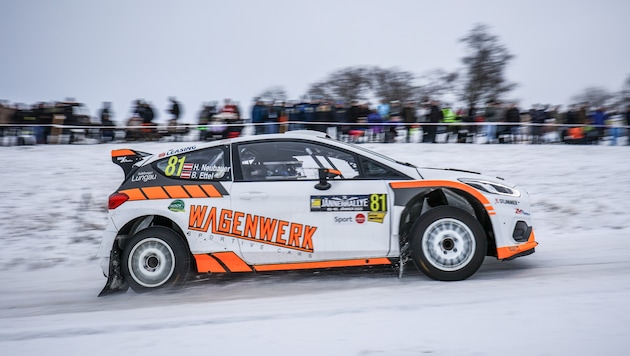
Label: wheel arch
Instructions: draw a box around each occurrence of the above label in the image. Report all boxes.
[397,187,496,257]
[100,215,194,296]
[114,215,191,253]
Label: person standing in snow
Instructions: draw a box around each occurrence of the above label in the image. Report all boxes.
[424,100,443,143]
[251,98,266,135]
[169,97,181,121]
[591,107,607,143]
[504,103,521,143]
[99,102,115,142]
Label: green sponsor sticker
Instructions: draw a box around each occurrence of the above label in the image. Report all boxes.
[168,199,185,212]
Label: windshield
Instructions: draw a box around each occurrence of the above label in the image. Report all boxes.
[344,141,417,168]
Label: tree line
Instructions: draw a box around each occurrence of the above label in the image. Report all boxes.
[256,24,629,111]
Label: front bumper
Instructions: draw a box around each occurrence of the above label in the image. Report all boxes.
[496,230,538,260]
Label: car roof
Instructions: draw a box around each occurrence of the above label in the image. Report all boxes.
[230,130,330,142]
[141,131,420,178]
[189,131,333,148]
[143,131,336,163]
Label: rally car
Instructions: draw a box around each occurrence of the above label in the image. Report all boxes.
[97,131,537,295]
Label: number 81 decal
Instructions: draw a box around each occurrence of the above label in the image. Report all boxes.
[164,156,187,177]
[367,194,387,223]
[369,194,387,212]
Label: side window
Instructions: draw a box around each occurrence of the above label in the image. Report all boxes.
[359,157,409,180]
[236,141,359,181]
[155,146,231,181]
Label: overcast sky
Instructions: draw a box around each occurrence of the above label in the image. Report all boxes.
[1,0,628,122]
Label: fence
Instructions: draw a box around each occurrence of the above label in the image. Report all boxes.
[1,121,629,146]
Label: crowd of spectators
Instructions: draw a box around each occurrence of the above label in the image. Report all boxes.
[2,97,630,145]
[0,99,116,144]
[244,98,630,145]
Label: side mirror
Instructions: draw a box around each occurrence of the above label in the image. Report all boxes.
[314,168,340,190]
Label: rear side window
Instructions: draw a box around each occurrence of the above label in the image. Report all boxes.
[154,146,231,181]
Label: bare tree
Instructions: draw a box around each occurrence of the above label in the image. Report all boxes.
[458,24,516,109]
[417,69,459,103]
[370,67,418,104]
[306,81,336,102]
[571,86,613,108]
[256,86,287,103]
[306,66,374,103]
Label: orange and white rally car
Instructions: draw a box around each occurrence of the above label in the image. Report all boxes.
[97,131,537,295]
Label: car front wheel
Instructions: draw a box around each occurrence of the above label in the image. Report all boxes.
[410,206,487,281]
[122,226,191,292]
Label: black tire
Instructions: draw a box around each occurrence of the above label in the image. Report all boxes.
[410,206,487,281]
[122,226,191,293]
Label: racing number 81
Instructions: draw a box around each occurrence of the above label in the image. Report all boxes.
[369,194,387,212]
[165,156,186,177]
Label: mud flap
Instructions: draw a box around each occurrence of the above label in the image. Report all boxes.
[398,242,411,278]
[98,246,129,297]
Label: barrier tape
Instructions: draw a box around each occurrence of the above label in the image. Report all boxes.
[1,121,628,129]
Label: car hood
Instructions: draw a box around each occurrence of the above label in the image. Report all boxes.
[416,167,517,188]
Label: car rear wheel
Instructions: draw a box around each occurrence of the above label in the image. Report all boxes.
[410,206,487,281]
[122,226,191,292]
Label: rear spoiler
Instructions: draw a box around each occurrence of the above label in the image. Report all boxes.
[111,149,153,177]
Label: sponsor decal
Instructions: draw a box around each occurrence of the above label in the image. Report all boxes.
[334,216,355,223]
[188,205,316,252]
[367,212,386,223]
[131,170,157,182]
[159,145,197,158]
[310,194,387,212]
[116,156,133,163]
[311,195,368,211]
[515,208,531,216]
[168,199,186,212]
[496,198,518,205]
[180,163,194,179]
[334,213,382,224]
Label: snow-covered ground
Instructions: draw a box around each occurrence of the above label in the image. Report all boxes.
[1,139,629,355]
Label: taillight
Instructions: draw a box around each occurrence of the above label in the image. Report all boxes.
[108,192,129,210]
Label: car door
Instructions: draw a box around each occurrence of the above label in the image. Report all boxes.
[229,139,392,265]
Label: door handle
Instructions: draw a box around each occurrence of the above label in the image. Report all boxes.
[238,192,269,200]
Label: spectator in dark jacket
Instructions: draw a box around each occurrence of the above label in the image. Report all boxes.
[266,103,280,134]
[424,100,443,143]
[99,102,115,142]
[315,101,333,133]
[504,103,521,143]
[168,97,181,121]
[591,107,607,142]
[347,101,361,126]
[135,101,155,124]
[529,105,547,144]
[251,99,266,135]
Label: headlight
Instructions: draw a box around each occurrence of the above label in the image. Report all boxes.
[459,178,521,197]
